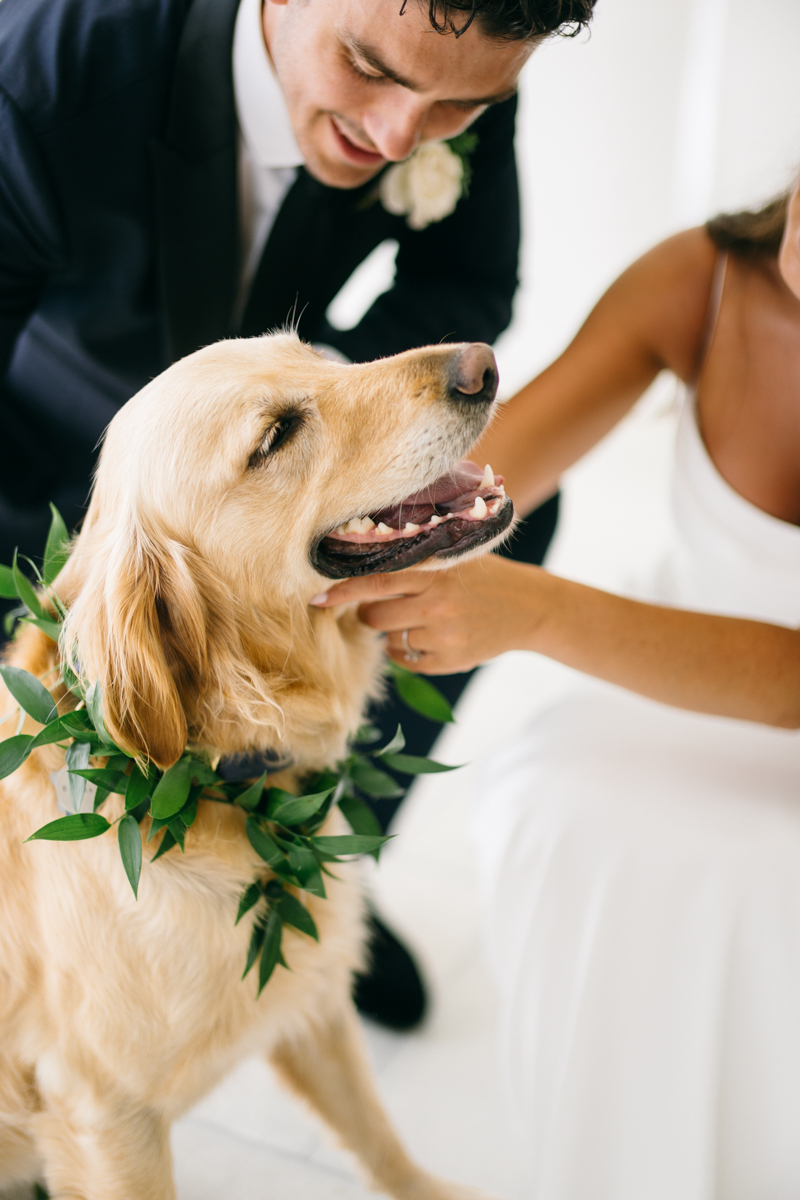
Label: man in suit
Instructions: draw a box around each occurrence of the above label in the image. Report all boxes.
[0,0,595,1025]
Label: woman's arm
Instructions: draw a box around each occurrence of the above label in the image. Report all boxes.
[476,227,718,513]
[311,557,800,729]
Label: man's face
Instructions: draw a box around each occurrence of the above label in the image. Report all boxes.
[264,0,535,189]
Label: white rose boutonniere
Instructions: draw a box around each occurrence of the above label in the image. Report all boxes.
[378,131,478,231]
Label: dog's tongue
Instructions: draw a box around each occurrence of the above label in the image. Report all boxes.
[373,460,496,528]
[405,460,485,507]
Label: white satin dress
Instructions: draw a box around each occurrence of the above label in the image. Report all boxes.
[476,395,800,1200]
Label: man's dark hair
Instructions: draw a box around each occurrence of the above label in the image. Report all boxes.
[418,0,598,40]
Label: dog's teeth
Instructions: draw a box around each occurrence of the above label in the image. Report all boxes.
[488,499,501,516]
[481,463,494,490]
[430,514,442,526]
[361,517,376,532]
[468,495,488,519]
[377,522,392,535]
[335,525,348,535]
[404,522,420,534]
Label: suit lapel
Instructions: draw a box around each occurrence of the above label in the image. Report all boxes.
[240,171,398,341]
[152,0,241,363]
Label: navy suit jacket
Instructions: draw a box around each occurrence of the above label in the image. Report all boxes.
[0,0,521,563]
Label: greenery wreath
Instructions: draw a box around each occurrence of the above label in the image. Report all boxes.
[0,507,457,997]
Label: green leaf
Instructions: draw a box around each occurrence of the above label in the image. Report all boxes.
[379,752,460,775]
[376,724,406,756]
[180,796,199,828]
[69,767,129,792]
[149,757,192,820]
[125,760,158,811]
[118,813,142,899]
[286,843,326,897]
[25,813,110,842]
[354,723,382,745]
[0,664,58,726]
[85,681,115,747]
[0,563,17,599]
[277,892,318,940]
[29,710,94,749]
[167,817,186,852]
[34,1184,49,1200]
[257,907,284,996]
[21,616,63,642]
[337,793,382,837]
[43,504,70,585]
[186,757,217,786]
[65,740,90,811]
[0,734,34,780]
[12,550,46,620]
[236,881,263,924]
[150,828,178,861]
[4,605,25,636]
[271,788,333,827]
[242,916,266,979]
[146,815,170,843]
[93,787,110,811]
[312,833,391,857]
[350,757,404,799]
[245,817,287,869]
[388,661,454,723]
[233,772,267,812]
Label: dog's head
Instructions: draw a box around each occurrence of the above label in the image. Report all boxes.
[58,334,512,768]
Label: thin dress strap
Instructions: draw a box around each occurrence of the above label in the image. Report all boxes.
[690,250,728,391]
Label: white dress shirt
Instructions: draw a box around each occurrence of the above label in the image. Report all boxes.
[232,0,304,321]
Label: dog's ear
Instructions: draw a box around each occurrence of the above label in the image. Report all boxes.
[62,527,210,770]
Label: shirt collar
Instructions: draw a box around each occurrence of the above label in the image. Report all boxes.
[232,0,304,169]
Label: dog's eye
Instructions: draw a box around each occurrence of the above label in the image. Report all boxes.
[249,413,302,468]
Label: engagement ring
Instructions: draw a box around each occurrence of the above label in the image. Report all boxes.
[402,629,423,663]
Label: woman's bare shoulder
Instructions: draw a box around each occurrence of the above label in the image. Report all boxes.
[609,227,720,380]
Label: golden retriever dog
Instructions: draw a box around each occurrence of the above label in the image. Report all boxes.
[0,332,512,1199]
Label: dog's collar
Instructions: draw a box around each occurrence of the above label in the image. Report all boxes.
[216,748,294,782]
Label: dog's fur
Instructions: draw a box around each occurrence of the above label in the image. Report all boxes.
[0,334,503,1199]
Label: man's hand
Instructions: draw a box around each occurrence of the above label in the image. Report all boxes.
[310,554,544,675]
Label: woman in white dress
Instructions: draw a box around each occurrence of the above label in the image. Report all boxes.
[313,180,800,1198]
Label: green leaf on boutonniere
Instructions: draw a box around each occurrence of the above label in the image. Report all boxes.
[22,616,63,642]
[246,817,287,870]
[0,734,34,781]
[25,813,110,842]
[149,757,192,820]
[43,504,70,586]
[242,915,266,979]
[387,661,454,723]
[286,843,326,897]
[0,664,58,727]
[118,813,142,898]
[150,827,178,861]
[354,723,382,745]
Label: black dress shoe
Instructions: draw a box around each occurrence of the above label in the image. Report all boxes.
[353,911,427,1031]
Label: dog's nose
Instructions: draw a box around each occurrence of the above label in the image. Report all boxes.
[449,343,498,405]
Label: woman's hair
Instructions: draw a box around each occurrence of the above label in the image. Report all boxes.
[706,191,791,259]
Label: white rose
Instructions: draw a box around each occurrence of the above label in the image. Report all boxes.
[379,142,465,231]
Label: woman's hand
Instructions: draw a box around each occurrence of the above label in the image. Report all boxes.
[311,554,545,675]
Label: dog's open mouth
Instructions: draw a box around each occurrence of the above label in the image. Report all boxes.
[311,460,514,578]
